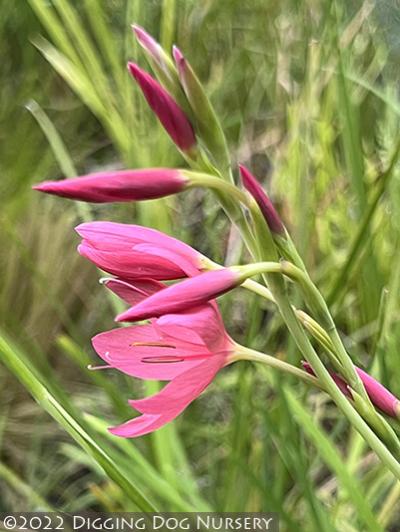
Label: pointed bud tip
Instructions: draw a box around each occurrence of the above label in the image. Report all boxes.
[115,312,128,323]
[127,61,140,75]
[131,23,142,35]
[239,164,285,235]
[172,45,184,63]
[32,182,50,192]
[131,25,162,62]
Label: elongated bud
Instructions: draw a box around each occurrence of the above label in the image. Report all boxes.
[132,25,183,100]
[239,165,284,235]
[116,268,240,322]
[303,362,400,418]
[33,168,188,203]
[128,62,196,152]
[355,368,400,418]
[132,25,165,66]
[172,46,230,174]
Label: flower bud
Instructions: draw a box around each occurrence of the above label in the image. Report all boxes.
[172,46,230,172]
[116,268,240,322]
[239,165,284,235]
[33,168,188,203]
[303,362,400,418]
[128,62,196,152]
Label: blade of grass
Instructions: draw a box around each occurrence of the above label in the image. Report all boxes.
[0,329,157,512]
[285,388,384,532]
[328,136,400,306]
[0,461,53,511]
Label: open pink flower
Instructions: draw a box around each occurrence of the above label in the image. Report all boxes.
[128,62,196,152]
[303,362,400,418]
[76,221,203,280]
[239,165,284,235]
[92,280,233,437]
[33,168,188,203]
[116,268,240,322]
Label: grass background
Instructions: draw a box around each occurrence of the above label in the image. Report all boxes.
[1,0,400,528]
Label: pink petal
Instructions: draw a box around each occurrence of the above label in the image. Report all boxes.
[102,278,164,305]
[78,243,186,280]
[109,413,173,438]
[129,355,225,415]
[156,302,232,352]
[92,325,208,380]
[133,243,200,277]
[75,221,201,265]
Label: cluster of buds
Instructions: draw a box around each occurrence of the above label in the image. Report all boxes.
[33,25,400,440]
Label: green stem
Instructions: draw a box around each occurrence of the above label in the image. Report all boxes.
[279,260,368,399]
[244,209,400,478]
[238,259,368,400]
[233,345,322,390]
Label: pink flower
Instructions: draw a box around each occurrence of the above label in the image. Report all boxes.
[76,221,203,280]
[303,362,400,418]
[116,268,240,322]
[33,168,188,203]
[128,62,196,152]
[92,278,233,437]
[239,165,284,235]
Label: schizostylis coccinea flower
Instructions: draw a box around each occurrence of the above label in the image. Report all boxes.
[33,168,188,203]
[76,221,204,280]
[92,279,233,437]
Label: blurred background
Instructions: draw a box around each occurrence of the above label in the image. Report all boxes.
[1,0,400,528]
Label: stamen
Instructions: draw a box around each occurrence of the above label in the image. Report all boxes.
[87,364,113,371]
[141,356,184,364]
[130,341,176,349]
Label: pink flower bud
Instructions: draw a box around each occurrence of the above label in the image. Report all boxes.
[239,165,284,235]
[116,268,240,322]
[132,25,163,64]
[303,362,400,418]
[128,62,196,152]
[356,367,400,418]
[33,168,188,203]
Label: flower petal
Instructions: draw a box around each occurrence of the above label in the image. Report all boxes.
[129,355,225,415]
[102,278,164,305]
[109,413,172,438]
[92,325,208,380]
[78,243,185,280]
